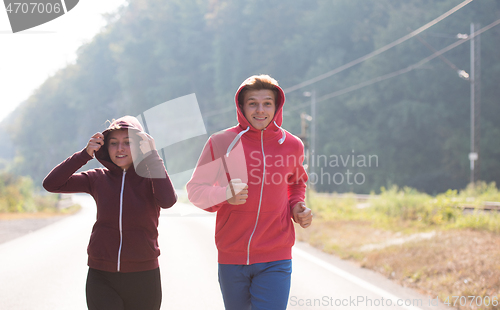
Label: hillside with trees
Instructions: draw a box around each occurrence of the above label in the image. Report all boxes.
[1,0,499,194]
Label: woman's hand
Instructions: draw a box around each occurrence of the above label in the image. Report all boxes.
[86,132,104,158]
[137,132,156,155]
[292,202,312,228]
[226,179,248,205]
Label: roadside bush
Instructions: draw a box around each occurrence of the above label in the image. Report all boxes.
[370,186,432,222]
[0,171,57,213]
[453,211,500,233]
[309,193,359,221]
[310,182,500,232]
[461,181,500,202]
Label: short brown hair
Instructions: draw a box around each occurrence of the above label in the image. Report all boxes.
[238,75,280,108]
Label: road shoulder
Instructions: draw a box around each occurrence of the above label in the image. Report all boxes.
[293,241,450,310]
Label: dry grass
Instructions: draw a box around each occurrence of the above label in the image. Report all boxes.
[296,220,500,310]
[0,204,81,220]
[295,218,398,259]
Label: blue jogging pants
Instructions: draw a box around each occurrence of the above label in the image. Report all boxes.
[218,259,292,310]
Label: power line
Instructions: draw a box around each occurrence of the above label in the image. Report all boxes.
[204,0,477,118]
[285,19,500,110]
[210,18,500,119]
[283,0,475,94]
[414,33,462,73]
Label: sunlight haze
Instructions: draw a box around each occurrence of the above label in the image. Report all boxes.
[0,0,128,122]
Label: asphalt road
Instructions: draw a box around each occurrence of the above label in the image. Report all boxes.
[0,194,449,310]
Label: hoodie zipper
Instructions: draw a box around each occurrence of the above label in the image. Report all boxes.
[117,170,126,272]
[246,130,266,265]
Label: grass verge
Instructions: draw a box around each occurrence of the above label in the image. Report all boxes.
[297,183,500,310]
[0,171,81,218]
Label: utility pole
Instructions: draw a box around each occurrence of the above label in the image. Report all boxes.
[299,112,312,194]
[310,90,316,177]
[303,90,316,177]
[469,23,481,186]
[412,24,482,187]
[298,113,311,166]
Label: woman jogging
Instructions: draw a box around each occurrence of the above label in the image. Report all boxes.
[187,75,312,310]
[43,115,177,310]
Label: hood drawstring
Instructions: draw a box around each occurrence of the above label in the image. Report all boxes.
[226,127,250,157]
[226,122,286,157]
[274,121,286,145]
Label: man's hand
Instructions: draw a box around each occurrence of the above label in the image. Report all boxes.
[292,202,312,228]
[226,179,248,205]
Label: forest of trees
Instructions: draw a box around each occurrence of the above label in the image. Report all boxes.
[1,0,499,194]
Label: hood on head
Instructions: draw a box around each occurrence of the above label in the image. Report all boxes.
[234,76,286,131]
[95,115,144,170]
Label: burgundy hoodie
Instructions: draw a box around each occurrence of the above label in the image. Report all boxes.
[187,80,308,265]
[43,116,177,273]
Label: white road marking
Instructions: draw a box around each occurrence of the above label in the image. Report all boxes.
[293,247,424,310]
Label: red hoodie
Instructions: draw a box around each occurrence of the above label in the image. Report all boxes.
[186,81,308,265]
[43,116,177,273]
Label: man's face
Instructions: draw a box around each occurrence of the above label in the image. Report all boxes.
[242,89,276,130]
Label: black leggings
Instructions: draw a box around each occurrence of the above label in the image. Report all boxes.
[86,267,162,310]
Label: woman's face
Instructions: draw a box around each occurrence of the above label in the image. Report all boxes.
[107,129,136,171]
[241,89,276,130]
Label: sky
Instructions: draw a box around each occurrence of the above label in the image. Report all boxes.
[0,0,128,123]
